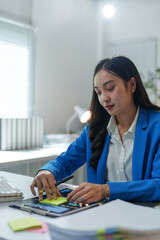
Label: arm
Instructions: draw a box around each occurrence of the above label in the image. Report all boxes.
[67,117,160,203]
[108,141,160,202]
[30,126,88,199]
[67,151,160,203]
[40,126,88,181]
[108,178,160,201]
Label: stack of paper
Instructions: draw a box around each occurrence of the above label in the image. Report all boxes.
[47,224,160,240]
[47,199,160,240]
[0,176,23,202]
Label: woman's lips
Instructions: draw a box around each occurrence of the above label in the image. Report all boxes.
[105,105,114,110]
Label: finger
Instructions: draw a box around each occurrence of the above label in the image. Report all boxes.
[30,180,37,196]
[83,194,98,204]
[36,181,43,201]
[79,196,94,204]
[48,180,62,198]
[55,187,62,197]
[45,175,58,199]
[42,177,53,200]
[76,191,94,204]
[67,187,87,203]
[45,176,61,199]
[67,184,85,201]
[38,191,44,201]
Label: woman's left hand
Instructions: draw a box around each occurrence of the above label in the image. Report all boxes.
[66,182,110,204]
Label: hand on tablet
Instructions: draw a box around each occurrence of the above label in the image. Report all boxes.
[66,182,110,204]
[30,170,61,201]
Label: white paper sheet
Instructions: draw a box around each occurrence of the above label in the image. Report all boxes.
[48,199,160,232]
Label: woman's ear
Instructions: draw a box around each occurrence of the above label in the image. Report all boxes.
[129,77,136,93]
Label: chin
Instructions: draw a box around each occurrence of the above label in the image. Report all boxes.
[107,109,116,116]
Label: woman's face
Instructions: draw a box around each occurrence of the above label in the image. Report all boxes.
[94,69,136,118]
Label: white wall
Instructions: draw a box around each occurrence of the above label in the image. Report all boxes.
[32,0,101,133]
[0,0,32,23]
[101,0,160,66]
[0,0,159,179]
[0,0,159,134]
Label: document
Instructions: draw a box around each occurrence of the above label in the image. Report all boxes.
[47,199,160,240]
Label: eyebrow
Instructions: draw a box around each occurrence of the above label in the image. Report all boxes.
[94,80,115,89]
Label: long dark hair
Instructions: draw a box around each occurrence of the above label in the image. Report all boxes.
[89,56,160,170]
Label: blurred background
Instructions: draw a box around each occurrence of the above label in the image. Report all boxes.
[0,0,159,133]
[0,0,160,181]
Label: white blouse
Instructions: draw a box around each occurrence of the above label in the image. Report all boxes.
[106,108,139,182]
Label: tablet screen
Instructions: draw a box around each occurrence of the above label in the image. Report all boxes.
[9,187,106,217]
[27,202,70,213]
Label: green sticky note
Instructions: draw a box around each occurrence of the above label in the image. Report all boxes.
[40,196,68,206]
[8,217,42,232]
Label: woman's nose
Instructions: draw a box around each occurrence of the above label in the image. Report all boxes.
[101,93,110,103]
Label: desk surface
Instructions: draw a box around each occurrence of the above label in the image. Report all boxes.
[0,171,81,240]
[1,171,160,240]
[0,171,77,240]
[0,146,66,167]
[0,134,77,168]
[0,171,51,240]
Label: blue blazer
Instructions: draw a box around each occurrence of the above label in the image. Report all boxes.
[41,108,160,201]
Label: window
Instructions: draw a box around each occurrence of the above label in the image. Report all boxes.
[0,18,34,118]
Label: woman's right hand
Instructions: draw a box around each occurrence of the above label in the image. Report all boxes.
[30,170,61,201]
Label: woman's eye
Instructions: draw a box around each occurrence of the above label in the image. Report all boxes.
[107,86,115,91]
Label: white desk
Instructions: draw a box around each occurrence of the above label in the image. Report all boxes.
[0,171,51,240]
[0,134,78,168]
[0,134,82,179]
[1,171,160,240]
[0,133,86,185]
[0,145,66,168]
[0,171,78,240]
[0,145,68,177]
[0,171,88,240]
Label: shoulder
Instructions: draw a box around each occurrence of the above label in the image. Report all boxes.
[147,109,160,122]
[139,108,160,119]
[80,124,89,137]
[139,108,160,130]
[74,125,89,145]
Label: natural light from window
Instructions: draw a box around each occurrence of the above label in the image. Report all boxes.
[0,19,33,118]
[0,41,29,117]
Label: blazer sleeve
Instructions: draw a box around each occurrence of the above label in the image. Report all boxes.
[40,126,88,182]
[108,141,160,202]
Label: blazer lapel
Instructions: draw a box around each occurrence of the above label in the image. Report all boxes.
[97,134,110,184]
[132,108,148,180]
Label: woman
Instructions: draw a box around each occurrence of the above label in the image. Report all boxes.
[30,56,160,203]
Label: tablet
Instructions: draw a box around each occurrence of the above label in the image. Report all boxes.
[9,188,108,217]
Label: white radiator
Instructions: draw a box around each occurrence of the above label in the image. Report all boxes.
[0,117,44,150]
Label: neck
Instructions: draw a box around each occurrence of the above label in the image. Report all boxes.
[116,105,138,132]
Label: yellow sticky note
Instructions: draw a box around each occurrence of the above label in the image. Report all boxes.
[8,217,42,232]
[40,196,68,206]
